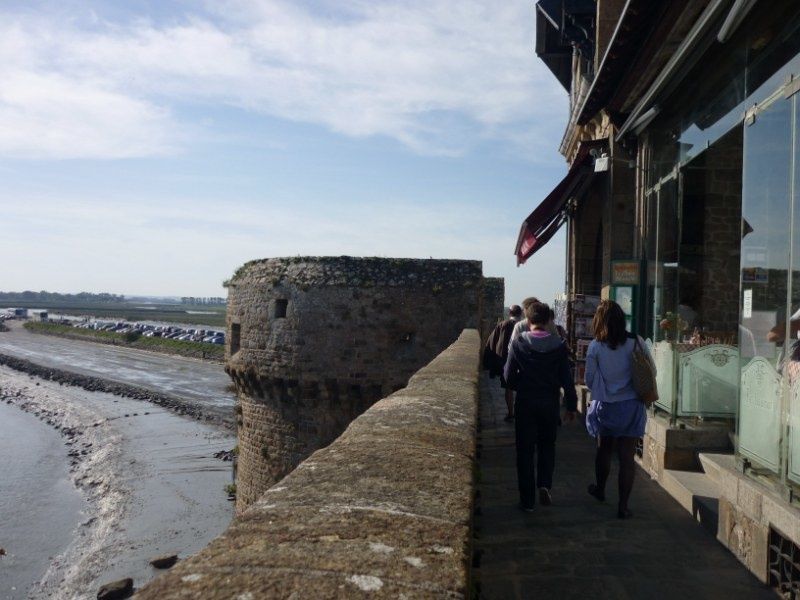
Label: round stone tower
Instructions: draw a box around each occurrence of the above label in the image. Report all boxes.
[224,256,497,510]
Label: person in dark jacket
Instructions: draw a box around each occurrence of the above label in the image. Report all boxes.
[483,304,523,420]
[504,302,577,511]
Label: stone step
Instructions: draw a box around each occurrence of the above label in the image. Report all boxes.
[698,452,736,485]
[661,469,720,536]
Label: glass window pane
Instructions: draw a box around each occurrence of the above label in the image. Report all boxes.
[654,178,680,343]
[788,96,800,484]
[738,97,793,473]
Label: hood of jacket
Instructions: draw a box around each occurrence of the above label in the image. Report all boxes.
[512,331,565,363]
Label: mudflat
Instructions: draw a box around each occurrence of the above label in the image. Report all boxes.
[0,366,235,599]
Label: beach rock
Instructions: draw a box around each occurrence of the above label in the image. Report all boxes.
[97,577,133,599]
[149,554,178,569]
[0,547,6,556]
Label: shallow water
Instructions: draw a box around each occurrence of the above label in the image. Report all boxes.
[0,402,86,599]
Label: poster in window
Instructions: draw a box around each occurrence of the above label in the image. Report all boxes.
[573,294,601,315]
[575,316,592,338]
[615,286,634,316]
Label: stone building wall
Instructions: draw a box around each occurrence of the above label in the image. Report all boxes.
[574,184,605,296]
[225,256,499,510]
[481,277,505,339]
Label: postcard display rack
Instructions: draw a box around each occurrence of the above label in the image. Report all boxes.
[570,294,601,385]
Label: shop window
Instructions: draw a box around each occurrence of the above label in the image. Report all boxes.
[738,92,793,476]
[644,127,744,419]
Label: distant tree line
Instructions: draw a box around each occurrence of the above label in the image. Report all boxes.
[0,291,126,303]
[180,297,226,305]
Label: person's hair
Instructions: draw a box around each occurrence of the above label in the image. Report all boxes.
[525,302,551,326]
[593,300,628,349]
[509,304,522,318]
[521,296,540,310]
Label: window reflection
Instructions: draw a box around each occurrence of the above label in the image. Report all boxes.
[740,98,792,362]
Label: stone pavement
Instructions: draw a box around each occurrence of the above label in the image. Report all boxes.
[473,375,775,600]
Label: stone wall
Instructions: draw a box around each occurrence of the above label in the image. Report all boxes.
[707,453,800,584]
[225,257,498,510]
[573,182,605,296]
[135,329,481,599]
[481,277,505,339]
[639,413,731,480]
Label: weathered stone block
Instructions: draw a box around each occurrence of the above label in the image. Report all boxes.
[736,479,763,522]
[762,492,800,543]
[749,522,770,583]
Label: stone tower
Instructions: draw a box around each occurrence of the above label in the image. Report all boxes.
[224,256,502,510]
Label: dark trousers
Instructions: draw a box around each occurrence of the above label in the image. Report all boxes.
[514,396,560,506]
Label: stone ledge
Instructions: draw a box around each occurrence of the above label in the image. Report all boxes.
[135,329,481,599]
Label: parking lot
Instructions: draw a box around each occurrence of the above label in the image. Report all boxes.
[72,320,225,345]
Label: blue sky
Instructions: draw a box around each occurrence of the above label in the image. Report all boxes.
[0,0,569,305]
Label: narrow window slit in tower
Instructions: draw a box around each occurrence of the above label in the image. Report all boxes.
[275,299,288,319]
[230,323,241,354]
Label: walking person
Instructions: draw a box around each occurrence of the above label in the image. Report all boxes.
[585,300,653,519]
[509,296,560,347]
[504,302,577,511]
[483,305,523,421]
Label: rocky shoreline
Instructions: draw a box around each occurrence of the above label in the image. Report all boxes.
[0,352,234,431]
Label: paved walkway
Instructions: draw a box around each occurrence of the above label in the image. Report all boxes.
[473,376,775,599]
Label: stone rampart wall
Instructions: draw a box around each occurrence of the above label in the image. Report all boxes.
[481,277,505,340]
[225,256,495,510]
[136,329,481,599]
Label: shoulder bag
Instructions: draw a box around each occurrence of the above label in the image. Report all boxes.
[631,336,658,407]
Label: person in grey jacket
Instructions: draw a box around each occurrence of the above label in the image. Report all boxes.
[504,302,577,511]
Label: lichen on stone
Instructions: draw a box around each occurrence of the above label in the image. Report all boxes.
[347,574,384,592]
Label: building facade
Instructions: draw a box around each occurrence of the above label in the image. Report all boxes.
[525,0,800,588]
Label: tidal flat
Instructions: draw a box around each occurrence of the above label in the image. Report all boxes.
[0,366,235,599]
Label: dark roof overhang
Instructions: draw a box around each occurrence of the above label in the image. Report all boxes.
[577,0,710,127]
[536,0,597,92]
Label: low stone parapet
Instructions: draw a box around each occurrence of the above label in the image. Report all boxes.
[135,328,481,599]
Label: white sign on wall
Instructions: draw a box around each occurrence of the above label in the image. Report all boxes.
[743,289,753,319]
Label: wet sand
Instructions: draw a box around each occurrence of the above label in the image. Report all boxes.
[0,322,233,410]
[0,366,235,599]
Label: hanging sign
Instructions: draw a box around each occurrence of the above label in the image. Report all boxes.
[611,261,640,285]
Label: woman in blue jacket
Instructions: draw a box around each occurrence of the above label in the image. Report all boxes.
[585,300,653,519]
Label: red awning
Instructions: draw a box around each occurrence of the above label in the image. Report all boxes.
[515,140,606,266]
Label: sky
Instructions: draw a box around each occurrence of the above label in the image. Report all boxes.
[0,0,570,305]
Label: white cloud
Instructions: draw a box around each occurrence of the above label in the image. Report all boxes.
[0,0,566,159]
[0,69,176,159]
